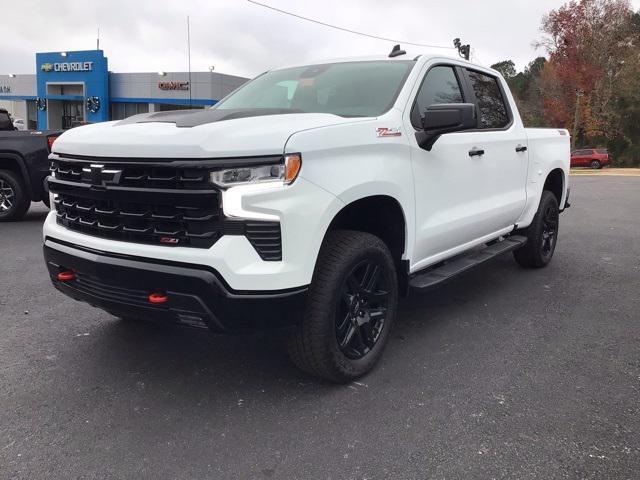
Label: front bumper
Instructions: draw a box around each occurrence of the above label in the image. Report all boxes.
[44,238,307,332]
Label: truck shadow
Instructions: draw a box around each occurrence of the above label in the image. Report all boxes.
[85,255,527,397]
[22,204,50,222]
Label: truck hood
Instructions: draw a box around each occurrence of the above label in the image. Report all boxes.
[53,109,365,158]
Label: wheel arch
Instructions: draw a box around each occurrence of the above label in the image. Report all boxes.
[323,194,410,296]
[0,152,32,195]
[543,168,565,206]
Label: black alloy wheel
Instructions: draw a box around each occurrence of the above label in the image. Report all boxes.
[0,170,30,221]
[513,190,559,269]
[540,202,558,262]
[335,259,390,360]
[287,230,398,383]
[0,178,15,213]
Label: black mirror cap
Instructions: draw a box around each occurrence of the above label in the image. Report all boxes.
[416,103,476,151]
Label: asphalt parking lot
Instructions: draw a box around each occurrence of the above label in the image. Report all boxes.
[1,176,639,479]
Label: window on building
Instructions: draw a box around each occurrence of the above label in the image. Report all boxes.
[27,100,37,130]
[110,102,149,121]
[466,70,510,129]
[412,66,464,128]
[155,104,207,112]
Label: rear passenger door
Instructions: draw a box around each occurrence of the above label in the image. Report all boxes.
[462,68,529,230]
[573,150,589,167]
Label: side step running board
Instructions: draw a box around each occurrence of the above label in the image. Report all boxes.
[409,235,527,291]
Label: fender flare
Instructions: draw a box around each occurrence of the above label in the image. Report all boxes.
[0,152,34,196]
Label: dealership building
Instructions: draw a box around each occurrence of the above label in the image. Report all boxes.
[0,49,248,130]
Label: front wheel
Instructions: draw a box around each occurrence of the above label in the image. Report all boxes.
[513,191,559,269]
[590,159,602,169]
[0,170,30,222]
[287,230,398,383]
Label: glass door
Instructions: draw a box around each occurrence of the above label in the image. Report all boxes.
[61,101,84,129]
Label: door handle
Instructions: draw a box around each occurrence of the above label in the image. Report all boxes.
[469,148,485,157]
[516,145,528,153]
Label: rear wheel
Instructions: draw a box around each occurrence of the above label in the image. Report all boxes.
[513,191,559,269]
[590,159,601,169]
[287,230,398,383]
[0,170,30,222]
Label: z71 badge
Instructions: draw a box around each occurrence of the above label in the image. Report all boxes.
[376,127,402,137]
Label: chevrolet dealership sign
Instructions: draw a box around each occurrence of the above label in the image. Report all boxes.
[40,62,94,72]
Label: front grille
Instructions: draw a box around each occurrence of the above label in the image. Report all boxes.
[52,157,212,190]
[49,155,282,260]
[65,272,209,329]
[73,271,152,309]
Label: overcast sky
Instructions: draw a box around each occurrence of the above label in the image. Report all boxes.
[2,0,639,78]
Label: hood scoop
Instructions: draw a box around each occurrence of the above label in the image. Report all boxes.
[115,108,305,128]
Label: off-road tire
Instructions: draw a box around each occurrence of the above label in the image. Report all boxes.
[287,230,398,383]
[0,169,30,221]
[513,190,559,269]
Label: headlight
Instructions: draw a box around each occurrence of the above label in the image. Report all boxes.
[210,153,301,188]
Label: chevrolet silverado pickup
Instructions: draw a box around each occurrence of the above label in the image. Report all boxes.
[1,128,61,220]
[43,52,570,382]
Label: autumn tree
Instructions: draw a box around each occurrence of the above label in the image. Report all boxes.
[538,0,639,162]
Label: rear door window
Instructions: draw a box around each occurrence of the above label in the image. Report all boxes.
[466,70,510,129]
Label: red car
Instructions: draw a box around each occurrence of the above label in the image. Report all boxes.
[571,148,610,169]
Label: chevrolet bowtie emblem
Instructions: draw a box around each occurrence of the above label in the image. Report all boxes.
[82,164,123,186]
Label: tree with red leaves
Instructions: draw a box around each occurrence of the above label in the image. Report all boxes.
[538,0,638,156]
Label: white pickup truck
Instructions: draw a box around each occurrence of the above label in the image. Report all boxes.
[43,52,570,382]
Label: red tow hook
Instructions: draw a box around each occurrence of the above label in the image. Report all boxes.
[148,292,168,304]
[57,270,75,281]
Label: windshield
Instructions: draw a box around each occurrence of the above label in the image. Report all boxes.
[214,61,414,118]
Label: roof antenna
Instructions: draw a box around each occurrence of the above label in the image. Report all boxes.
[388,44,406,58]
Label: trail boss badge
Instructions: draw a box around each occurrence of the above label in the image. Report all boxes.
[376,127,402,137]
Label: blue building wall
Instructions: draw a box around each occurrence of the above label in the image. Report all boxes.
[35,50,109,128]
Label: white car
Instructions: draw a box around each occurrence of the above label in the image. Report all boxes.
[13,118,26,130]
[43,51,570,382]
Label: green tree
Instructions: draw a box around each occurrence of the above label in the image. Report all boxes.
[497,58,548,128]
[490,60,517,79]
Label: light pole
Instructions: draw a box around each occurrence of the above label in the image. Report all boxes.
[209,66,215,107]
[571,90,583,150]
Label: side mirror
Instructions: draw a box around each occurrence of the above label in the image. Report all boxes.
[415,103,476,151]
